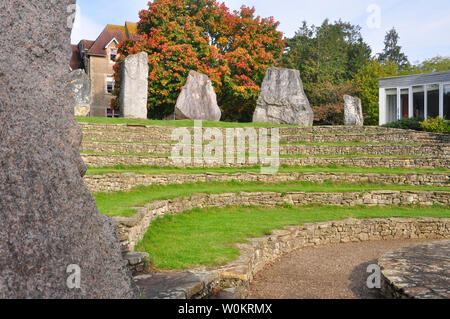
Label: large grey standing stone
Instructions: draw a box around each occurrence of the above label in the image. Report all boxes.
[253,67,314,126]
[175,70,222,121]
[0,1,138,299]
[70,69,91,117]
[344,95,364,126]
[119,52,149,119]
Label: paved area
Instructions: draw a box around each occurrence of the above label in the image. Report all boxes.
[249,239,434,299]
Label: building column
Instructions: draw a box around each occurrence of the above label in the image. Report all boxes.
[439,83,444,119]
[397,88,401,121]
[379,88,386,125]
[408,86,413,118]
[424,86,428,120]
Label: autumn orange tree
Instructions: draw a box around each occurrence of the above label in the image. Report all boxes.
[112,0,284,121]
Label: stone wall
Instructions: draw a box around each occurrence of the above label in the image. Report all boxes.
[81,140,449,157]
[85,172,450,193]
[82,154,450,169]
[113,190,450,252]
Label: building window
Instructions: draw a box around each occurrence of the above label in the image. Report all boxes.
[427,84,439,118]
[385,88,398,123]
[400,88,409,119]
[106,76,114,94]
[107,108,120,118]
[413,86,425,120]
[444,84,450,120]
[110,49,117,62]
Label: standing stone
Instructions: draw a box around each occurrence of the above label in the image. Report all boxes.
[0,1,138,299]
[119,52,149,119]
[344,95,364,126]
[70,69,91,117]
[253,67,314,126]
[175,70,222,121]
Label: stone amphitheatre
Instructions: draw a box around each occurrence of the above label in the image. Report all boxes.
[1,0,449,300]
[79,121,450,299]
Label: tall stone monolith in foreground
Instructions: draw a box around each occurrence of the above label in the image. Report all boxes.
[119,52,149,119]
[253,67,314,126]
[0,1,138,299]
[344,95,364,126]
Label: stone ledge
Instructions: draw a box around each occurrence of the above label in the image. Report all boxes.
[134,270,220,299]
[115,190,450,253]
[379,240,450,299]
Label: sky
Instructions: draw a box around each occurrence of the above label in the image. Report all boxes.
[71,0,450,64]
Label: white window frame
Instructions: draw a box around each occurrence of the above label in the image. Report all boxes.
[397,87,410,120]
[106,75,115,94]
[109,48,118,63]
[389,82,446,121]
[424,82,441,120]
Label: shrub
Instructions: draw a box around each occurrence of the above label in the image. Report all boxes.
[420,117,450,134]
[383,118,423,131]
[313,103,344,126]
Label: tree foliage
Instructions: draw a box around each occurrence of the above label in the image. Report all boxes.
[377,28,410,71]
[112,0,284,121]
[412,56,450,73]
[353,59,401,125]
[283,19,371,124]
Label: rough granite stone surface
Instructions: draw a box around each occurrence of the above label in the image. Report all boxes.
[119,52,149,119]
[253,68,314,126]
[344,95,364,126]
[0,0,138,299]
[175,70,222,121]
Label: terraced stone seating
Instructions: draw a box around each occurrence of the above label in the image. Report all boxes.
[79,121,450,299]
[80,123,450,169]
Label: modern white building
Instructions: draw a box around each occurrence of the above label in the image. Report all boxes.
[379,71,450,125]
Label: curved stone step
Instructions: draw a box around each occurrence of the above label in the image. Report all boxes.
[113,190,450,253]
[130,217,450,299]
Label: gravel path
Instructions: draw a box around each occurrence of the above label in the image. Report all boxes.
[249,239,433,299]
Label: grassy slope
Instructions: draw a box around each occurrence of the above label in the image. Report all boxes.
[136,205,450,269]
[94,180,450,217]
[86,164,450,176]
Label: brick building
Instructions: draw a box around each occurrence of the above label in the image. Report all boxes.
[70,22,138,117]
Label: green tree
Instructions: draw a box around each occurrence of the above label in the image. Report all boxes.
[378,28,410,70]
[353,59,401,125]
[283,20,371,124]
[412,56,450,73]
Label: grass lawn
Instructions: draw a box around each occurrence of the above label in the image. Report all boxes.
[77,116,295,128]
[135,204,450,270]
[86,164,450,176]
[95,180,450,217]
